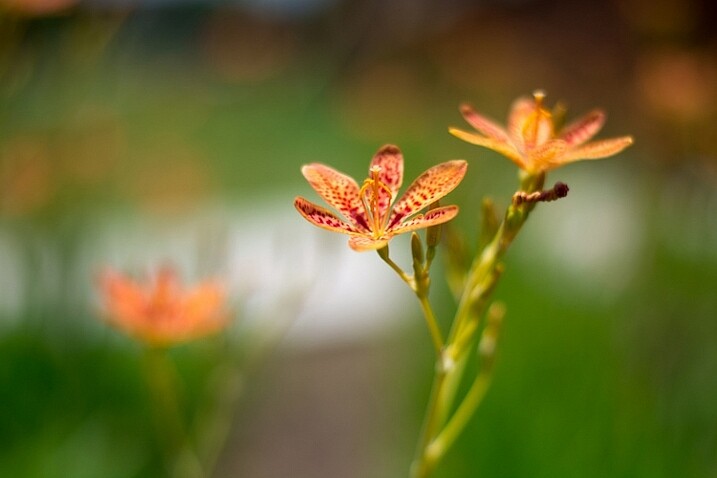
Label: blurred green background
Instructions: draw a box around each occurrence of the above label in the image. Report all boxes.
[2,0,717,476]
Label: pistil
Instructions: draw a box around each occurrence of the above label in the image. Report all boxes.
[359,166,393,238]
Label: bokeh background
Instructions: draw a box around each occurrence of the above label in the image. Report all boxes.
[2,0,717,476]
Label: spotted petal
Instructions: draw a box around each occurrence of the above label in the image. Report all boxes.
[388,160,467,228]
[369,144,404,215]
[559,109,605,147]
[526,139,568,172]
[301,163,369,231]
[459,104,510,142]
[348,235,390,252]
[560,136,634,163]
[389,205,459,235]
[294,196,357,233]
[449,127,523,167]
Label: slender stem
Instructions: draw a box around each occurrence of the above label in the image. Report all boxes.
[417,294,444,354]
[196,362,244,478]
[447,172,544,361]
[378,247,415,287]
[410,172,545,478]
[144,348,205,478]
[410,364,448,478]
[378,246,443,353]
[425,369,493,468]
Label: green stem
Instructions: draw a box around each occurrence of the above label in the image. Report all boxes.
[143,348,205,478]
[417,294,444,357]
[378,247,415,287]
[410,363,448,478]
[196,362,244,478]
[410,172,545,478]
[425,369,493,468]
[378,246,444,354]
[447,172,544,354]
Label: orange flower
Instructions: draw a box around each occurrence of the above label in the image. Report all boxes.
[450,91,633,173]
[294,144,467,252]
[98,267,228,347]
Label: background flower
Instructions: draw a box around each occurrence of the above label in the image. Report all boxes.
[450,91,633,173]
[98,267,228,347]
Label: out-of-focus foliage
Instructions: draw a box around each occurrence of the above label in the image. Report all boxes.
[2,0,717,477]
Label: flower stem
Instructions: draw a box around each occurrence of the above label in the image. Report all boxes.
[378,246,414,286]
[417,294,444,354]
[425,366,493,468]
[410,172,545,478]
[143,348,205,478]
[378,246,444,354]
[410,362,448,478]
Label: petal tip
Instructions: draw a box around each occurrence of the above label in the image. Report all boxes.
[459,103,474,115]
[377,144,401,155]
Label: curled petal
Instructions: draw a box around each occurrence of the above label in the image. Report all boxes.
[369,144,404,214]
[459,104,510,142]
[390,205,459,235]
[348,235,389,252]
[294,197,357,234]
[560,136,634,163]
[388,160,467,228]
[559,109,605,147]
[301,163,369,231]
[449,127,524,167]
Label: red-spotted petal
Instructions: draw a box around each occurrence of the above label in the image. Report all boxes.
[348,235,390,252]
[388,160,467,228]
[368,144,404,216]
[390,205,459,235]
[294,196,358,234]
[559,109,605,147]
[301,163,369,231]
[459,104,510,142]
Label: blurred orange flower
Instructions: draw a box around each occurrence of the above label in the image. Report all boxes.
[450,91,633,173]
[98,267,229,347]
[294,145,467,252]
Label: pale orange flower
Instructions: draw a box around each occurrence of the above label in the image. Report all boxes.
[450,91,634,173]
[294,144,467,252]
[98,267,228,347]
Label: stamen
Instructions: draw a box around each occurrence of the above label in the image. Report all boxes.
[524,90,552,147]
[359,166,394,238]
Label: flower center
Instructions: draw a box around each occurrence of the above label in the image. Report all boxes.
[522,90,554,148]
[359,166,393,238]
